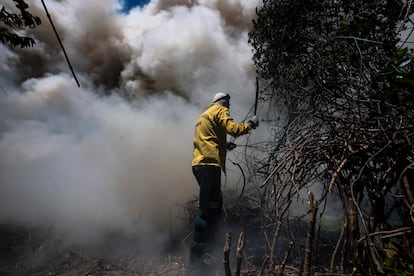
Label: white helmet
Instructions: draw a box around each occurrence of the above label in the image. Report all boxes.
[212,92,230,103]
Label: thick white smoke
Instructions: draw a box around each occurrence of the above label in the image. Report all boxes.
[0,0,262,249]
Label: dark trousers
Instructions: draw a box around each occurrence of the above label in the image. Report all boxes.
[190,165,223,260]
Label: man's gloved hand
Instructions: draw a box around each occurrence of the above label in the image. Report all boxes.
[227,142,237,151]
[247,115,259,129]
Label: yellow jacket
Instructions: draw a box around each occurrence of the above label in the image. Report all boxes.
[192,103,252,170]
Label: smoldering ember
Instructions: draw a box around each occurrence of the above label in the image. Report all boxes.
[1,0,413,275]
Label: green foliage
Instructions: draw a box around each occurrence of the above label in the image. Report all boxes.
[249,0,413,105]
[379,47,414,105]
[383,48,414,84]
[0,0,41,48]
[383,241,414,275]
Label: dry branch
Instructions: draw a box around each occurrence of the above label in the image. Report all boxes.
[303,192,319,276]
[224,232,232,276]
[236,231,245,276]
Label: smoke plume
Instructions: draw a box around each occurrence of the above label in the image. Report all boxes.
[0,0,261,250]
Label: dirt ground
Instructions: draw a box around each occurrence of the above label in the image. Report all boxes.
[0,224,259,276]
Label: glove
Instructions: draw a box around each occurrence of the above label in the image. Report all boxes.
[247,115,259,129]
[227,142,237,151]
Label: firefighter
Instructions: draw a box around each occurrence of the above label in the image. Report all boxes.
[190,92,258,265]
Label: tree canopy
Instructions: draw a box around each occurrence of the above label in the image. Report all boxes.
[0,0,41,48]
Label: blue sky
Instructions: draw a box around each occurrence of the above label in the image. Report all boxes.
[122,0,150,11]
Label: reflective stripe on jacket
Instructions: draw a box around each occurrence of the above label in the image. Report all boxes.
[192,103,251,170]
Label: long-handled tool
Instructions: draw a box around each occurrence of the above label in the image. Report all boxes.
[254,76,259,116]
[41,0,80,87]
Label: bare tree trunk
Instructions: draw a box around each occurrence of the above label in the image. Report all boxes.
[269,220,282,271]
[330,220,346,273]
[348,196,359,268]
[303,192,319,276]
[278,241,293,276]
[269,182,293,271]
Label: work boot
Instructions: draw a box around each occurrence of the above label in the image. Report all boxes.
[189,242,206,268]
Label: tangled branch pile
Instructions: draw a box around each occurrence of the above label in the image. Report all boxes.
[244,0,414,274]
